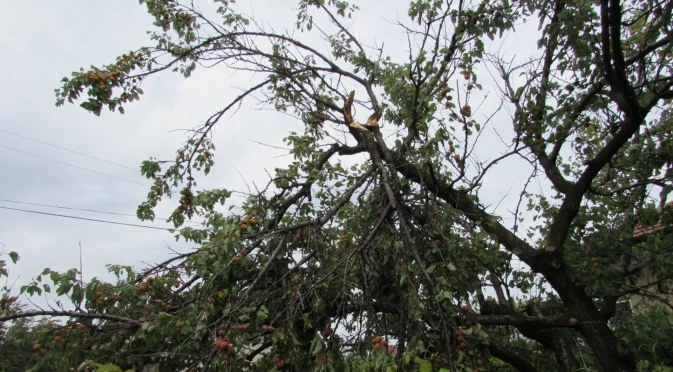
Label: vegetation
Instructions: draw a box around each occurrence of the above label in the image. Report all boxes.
[1,0,673,370]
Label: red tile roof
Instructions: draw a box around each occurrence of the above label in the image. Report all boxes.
[632,201,673,239]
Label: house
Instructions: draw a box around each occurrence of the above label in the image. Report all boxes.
[625,201,673,313]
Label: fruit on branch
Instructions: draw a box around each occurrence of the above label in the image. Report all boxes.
[273,356,285,368]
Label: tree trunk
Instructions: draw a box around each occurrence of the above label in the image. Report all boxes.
[547,273,635,371]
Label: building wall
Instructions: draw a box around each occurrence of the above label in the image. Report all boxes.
[628,268,673,314]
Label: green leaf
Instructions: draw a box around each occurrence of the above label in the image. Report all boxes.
[8,251,19,263]
[96,364,123,372]
[156,312,169,323]
[399,274,408,286]
[310,335,324,355]
[414,356,432,372]
[257,305,269,322]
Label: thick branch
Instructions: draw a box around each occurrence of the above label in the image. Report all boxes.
[487,345,539,372]
[473,314,577,329]
[0,310,142,326]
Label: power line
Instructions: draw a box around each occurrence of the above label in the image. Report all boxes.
[0,128,137,171]
[0,198,204,226]
[0,205,174,231]
[0,144,149,187]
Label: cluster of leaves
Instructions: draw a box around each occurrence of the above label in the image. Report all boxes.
[3,0,673,371]
[0,304,71,372]
[614,307,673,370]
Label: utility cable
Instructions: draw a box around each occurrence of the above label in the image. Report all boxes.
[0,128,137,170]
[0,206,175,231]
[0,144,149,187]
[0,198,204,226]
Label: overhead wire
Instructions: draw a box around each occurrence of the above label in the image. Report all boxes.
[0,144,149,187]
[0,129,216,192]
[0,128,137,170]
[0,198,204,226]
[0,206,175,231]
[0,130,214,229]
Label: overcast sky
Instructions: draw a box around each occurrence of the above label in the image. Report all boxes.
[0,1,543,310]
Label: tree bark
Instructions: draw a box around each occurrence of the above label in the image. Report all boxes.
[487,345,539,372]
[393,156,636,371]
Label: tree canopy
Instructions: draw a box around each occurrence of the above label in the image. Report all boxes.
[2,0,673,371]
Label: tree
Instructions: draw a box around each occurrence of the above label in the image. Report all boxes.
[2,0,673,371]
[1,252,69,372]
[0,303,69,372]
[615,307,673,371]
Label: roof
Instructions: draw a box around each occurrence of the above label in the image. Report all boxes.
[632,201,673,239]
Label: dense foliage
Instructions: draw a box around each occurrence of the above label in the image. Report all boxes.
[2,0,673,371]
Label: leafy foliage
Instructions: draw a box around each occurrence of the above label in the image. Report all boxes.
[3,0,673,371]
[615,308,673,370]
